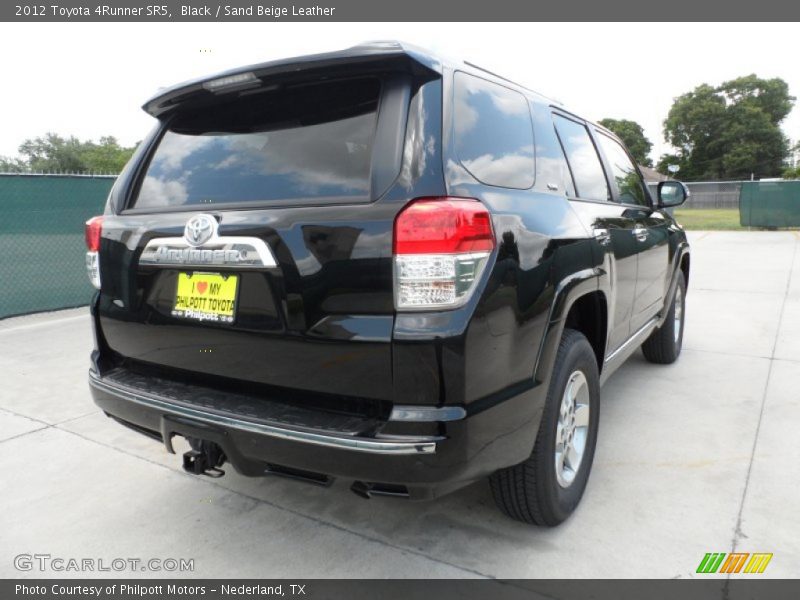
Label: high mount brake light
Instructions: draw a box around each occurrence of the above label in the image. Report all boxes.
[84,216,103,289]
[202,72,258,92]
[393,198,495,310]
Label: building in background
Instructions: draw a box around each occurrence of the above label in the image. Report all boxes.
[639,164,669,184]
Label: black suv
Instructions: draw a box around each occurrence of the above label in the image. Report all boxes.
[86,42,690,525]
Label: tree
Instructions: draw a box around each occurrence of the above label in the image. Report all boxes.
[81,136,137,173]
[7,132,136,174]
[661,75,794,180]
[19,133,87,172]
[782,142,800,179]
[599,118,653,166]
[783,165,800,179]
[0,155,25,173]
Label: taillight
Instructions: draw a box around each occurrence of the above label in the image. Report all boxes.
[84,216,103,289]
[85,216,103,251]
[393,198,495,310]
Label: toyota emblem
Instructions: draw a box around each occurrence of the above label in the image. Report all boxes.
[184,214,217,247]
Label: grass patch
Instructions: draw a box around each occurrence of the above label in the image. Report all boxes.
[673,208,742,230]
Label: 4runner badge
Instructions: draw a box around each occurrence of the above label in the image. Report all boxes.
[139,215,278,269]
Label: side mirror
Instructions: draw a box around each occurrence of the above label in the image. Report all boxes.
[657,181,690,208]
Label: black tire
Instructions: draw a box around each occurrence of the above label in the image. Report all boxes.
[641,272,686,365]
[489,329,600,526]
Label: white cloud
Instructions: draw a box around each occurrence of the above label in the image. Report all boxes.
[461,153,534,188]
[156,133,213,171]
[138,175,188,206]
[1,22,799,166]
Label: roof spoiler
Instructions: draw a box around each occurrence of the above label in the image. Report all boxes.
[142,41,442,118]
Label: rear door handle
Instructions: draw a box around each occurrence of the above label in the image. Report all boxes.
[593,228,611,246]
[632,226,649,242]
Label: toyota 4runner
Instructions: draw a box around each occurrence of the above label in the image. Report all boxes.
[86,42,690,525]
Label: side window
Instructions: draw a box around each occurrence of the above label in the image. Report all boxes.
[530,102,575,196]
[553,114,610,202]
[596,133,649,207]
[453,72,535,189]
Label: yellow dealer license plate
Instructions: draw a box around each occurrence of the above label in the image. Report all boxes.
[173,272,238,323]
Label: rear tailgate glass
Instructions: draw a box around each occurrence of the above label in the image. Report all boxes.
[132,77,380,209]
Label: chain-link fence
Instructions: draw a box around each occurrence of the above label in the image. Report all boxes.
[0,173,115,319]
[647,181,743,209]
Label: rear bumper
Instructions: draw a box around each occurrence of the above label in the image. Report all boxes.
[89,370,437,456]
[89,365,544,500]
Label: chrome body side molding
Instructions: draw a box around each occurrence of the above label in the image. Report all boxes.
[605,316,660,365]
[600,316,660,386]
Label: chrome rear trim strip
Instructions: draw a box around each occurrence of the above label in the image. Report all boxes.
[139,236,277,269]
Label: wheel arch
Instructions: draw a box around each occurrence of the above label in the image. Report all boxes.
[563,291,608,372]
[534,269,608,385]
[658,241,691,329]
[680,251,690,291]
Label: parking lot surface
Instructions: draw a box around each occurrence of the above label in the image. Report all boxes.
[1,231,798,579]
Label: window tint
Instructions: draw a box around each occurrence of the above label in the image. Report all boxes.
[552,140,575,197]
[530,103,574,196]
[553,115,609,202]
[453,72,534,189]
[596,133,649,207]
[132,78,380,209]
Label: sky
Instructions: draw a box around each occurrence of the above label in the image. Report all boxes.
[1,22,798,166]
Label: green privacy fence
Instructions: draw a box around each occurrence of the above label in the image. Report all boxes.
[0,174,115,319]
[740,181,800,227]
[2,173,798,318]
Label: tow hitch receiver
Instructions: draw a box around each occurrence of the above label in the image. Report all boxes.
[182,438,226,478]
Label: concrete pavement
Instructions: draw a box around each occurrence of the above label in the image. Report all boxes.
[1,231,798,578]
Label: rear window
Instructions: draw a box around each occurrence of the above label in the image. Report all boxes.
[453,72,535,189]
[132,78,380,209]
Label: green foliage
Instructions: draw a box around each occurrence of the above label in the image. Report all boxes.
[656,154,681,177]
[783,142,800,179]
[2,133,136,174]
[0,155,26,173]
[19,134,88,173]
[783,165,800,179]
[662,75,794,180]
[80,137,137,174]
[598,118,653,166]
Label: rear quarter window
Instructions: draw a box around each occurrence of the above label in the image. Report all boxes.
[453,72,535,189]
[131,78,380,209]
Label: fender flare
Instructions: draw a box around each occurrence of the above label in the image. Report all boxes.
[533,267,605,385]
[658,241,690,328]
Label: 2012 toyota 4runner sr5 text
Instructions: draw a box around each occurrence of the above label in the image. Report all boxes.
[86,42,690,525]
